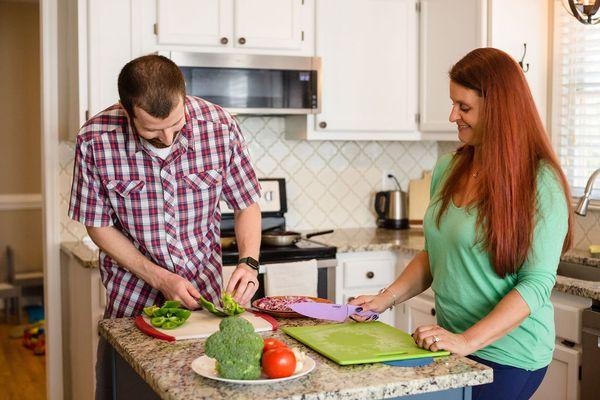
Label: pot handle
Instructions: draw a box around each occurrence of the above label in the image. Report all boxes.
[305,230,334,239]
[375,192,389,219]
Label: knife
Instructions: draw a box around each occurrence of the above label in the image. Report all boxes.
[289,302,379,322]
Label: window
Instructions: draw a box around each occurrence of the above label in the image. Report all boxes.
[552,0,600,200]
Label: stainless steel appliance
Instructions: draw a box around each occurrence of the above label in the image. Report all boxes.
[581,301,600,399]
[161,51,321,115]
[374,190,409,230]
[220,178,337,301]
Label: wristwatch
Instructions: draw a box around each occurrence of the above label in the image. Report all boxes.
[238,256,260,271]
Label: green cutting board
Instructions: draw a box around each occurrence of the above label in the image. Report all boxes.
[282,321,450,365]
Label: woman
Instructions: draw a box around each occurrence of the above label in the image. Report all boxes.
[350,48,573,400]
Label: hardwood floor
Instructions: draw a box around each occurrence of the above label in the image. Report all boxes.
[0,319,46,400]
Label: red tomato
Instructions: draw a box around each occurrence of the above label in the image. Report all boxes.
[263,338,288,353]
[261,347,296,379]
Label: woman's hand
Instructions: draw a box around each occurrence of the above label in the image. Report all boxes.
[412,325,474,356]
[347,293,394,322]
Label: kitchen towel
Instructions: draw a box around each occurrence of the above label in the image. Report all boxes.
[264,259,318,297]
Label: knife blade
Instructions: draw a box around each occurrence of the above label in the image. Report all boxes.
[289,302,379,322]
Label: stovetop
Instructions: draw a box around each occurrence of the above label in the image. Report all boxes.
[221,238,337,266]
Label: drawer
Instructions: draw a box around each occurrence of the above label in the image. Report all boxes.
[552,290,592,344]
[343,258,395,289]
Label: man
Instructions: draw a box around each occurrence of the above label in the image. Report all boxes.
[69,55,261,397]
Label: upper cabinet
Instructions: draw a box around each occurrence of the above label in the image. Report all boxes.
[418,0,486,137]
[287,0,419,141]
[419,0,549,140]
[140,0,314,56]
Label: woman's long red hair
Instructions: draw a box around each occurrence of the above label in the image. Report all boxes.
[437,48,573,277]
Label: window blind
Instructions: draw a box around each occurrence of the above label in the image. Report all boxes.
[554,1,600,199]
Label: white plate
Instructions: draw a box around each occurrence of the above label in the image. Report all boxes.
[191,355,316,384]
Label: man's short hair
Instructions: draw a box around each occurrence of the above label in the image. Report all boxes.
[118,55,186,119]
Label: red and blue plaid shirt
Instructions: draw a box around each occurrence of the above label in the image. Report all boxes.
[69,96,261,317]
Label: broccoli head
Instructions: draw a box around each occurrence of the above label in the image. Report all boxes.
[204,316,264,380]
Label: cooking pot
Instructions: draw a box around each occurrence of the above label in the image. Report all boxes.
[261,230,334,247]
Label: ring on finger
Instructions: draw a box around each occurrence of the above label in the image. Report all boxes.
[433,336,440,343]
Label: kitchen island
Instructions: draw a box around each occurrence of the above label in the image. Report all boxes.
[99,317,492,400]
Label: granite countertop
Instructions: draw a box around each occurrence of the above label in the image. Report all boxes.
[99,317,492,400]
[61,227,600,301]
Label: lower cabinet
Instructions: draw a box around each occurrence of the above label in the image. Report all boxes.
[336,251,401,327]
[531,341,581,400]
[403,294,437,334]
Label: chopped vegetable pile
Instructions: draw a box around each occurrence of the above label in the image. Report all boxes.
[143,300,192,329]
[198,293,245,317]
[204,316,264,380]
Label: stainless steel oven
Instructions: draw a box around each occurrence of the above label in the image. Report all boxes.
[161,51,321,115]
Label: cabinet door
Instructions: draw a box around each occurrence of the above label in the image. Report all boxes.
[87,0,135,115]
[488,0,548,126]
[531,342,580,400]
[156,0,233,47]
[315,0,417,134]
[419,0,486,135]
[405,294,436,333]
[233,0,303,50]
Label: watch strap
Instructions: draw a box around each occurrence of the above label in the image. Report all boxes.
[238,256,260,271]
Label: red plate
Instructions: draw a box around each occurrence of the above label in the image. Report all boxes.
[252,296,333,318]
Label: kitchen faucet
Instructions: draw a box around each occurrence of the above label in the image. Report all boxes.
[575,168,600,216]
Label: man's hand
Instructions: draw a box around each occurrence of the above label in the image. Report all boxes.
[225,264,259,305]
[154,269,201,310]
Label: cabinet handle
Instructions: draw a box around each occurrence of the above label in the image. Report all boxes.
[430,308,436,316]
[238,37,246,45]
[348,296,356,302]
[220,37,229,45]
[366,271,375,279]
[319,121,327,129]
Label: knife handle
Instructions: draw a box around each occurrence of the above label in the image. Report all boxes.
[347,305,379,320]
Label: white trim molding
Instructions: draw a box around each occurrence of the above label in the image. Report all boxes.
[0,194,43,211]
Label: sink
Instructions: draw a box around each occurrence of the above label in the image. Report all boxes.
[557,261,600,282]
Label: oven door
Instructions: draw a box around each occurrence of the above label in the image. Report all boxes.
[222,259,337,304]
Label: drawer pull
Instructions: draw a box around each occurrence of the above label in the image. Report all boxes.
[430,308,436,316]
[238,37,246,45]
[220,37,229,45]
[366,271,375,279]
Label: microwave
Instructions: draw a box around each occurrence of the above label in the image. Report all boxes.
[160,51,321,115]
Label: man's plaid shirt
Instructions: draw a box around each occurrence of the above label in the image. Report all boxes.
[69,96,261,317]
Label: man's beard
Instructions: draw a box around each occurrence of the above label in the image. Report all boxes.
[144,130,180,148]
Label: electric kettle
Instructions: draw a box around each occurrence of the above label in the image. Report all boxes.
[374,174,409,229]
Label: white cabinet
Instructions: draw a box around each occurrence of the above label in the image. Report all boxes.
[533,290,591,400]
[419,0,549,140]
[142,0,314,56]
[418,0,486,137]
[531,341,581,400]
[287,0,419,141]
[404,293,436,333]
[335,251,399,327]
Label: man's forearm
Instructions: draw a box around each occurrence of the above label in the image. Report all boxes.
[86,225,167,287]
[233,203,261,261]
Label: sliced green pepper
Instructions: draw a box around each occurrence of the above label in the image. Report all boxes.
[172,309,192,319]
[161,321,180,329]
[198,294,228,317]
[163,300,181,309]
[143,305,160,317]
[150,316,165,327]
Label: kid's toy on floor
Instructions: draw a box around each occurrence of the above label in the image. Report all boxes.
[23,320,45,355]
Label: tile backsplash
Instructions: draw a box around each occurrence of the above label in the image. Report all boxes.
[59,116,437,242]
[58,117,600,251]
